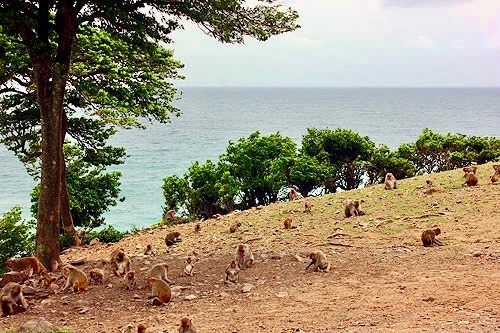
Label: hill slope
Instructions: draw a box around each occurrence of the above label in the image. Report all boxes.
[1,163,499,332]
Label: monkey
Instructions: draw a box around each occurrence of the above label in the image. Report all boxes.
[182,257,195,277]
[62,264,88,293]
[225,259,240,284]
[165,232,182,247]
[1,282,27,316]
[289,187,303,201]
[283,218,292,229]
[109,248,131,277]
[144,244,155,256]
[304,201,313,212]
[137,324,147,333]
[229,222,241,233]
[463,166,478,175]
[163,209,176,223]
[89,268,105,284]
[423,179,439,194]
[305,250,330,272]
[463,171,478,186]
[147,277,171,305]
[421,228,443,247]
[235,244,254,270]
[124,270,137,291]
[5,256,51,287]
[490,164,500,184]
[179,317,198,333]
[148,263,174,284]
[384,172,397,190]
[344,200,365,218]
[194,223,201,233]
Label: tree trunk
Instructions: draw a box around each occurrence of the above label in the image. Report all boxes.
[60,112,82,246]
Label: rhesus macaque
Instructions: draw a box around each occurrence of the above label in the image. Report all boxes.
[490,164,500,184]
[283,218,292,229]
[289,187,303,201]
[229,222,241,233]
[304,201,313,212]
[163,209,176,223]
[179,317,197,333]
[235,244,254,270]
[62,265,88,293]
[1,282,27,316]
[421,228,443,247]
[463,166,478,175]
[182,257,195,277]
[109,248,131,277]
[125,271,137,291]
[463,171,478,186]
[147,277,171,305]
[144,244,155,256]
[165,232,182,247]
[423,179,439,194]
[225,259,240,284]
[194,223,201,233]
[384,172,397,190]
[306,250,331,272]
[5,256,51,287]
[137,324,147,333]
[344,200,365,218]
[148,263,174,284]
[89,268,105,284]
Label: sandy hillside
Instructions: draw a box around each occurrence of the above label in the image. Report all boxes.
[1,163,499,333]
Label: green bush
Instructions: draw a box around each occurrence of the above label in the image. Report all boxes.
[85,225,128,244]
[0,206,35,274]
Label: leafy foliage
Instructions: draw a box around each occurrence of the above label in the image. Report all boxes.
[0,206,34,273]
[85,226,129,244]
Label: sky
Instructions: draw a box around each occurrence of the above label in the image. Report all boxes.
[169,0,499,87]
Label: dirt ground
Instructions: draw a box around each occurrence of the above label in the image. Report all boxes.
[1,164,499,332]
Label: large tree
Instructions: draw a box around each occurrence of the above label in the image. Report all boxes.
[0,1,299,270]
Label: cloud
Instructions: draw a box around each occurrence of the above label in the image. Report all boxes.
[383,0,474,8]
[414,35,436,48]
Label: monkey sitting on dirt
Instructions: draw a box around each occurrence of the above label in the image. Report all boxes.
[306,250,330,272]
[344,200,365,218]
[421,228,443,247]
[384,172,397,190]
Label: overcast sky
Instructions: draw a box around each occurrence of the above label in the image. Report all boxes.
[169,0,499,87]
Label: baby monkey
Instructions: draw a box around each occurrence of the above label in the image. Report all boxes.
[421,228,443,247]
[179,317,197,333]
[182,257,195,277]
[225,259,240,284]
[124,271,137,290]
[235,244,254,270]
[344,200,365,218]
[306,250,331,272]
[1,282,27,316]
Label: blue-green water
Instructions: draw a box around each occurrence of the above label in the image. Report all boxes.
[1,87,499,231]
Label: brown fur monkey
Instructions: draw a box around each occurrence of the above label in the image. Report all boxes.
[490,164,500,184]
[283,218,292,229]
[306,250,331,272]
[182,257,195,277]
[124,271,137,290]
[304,201,313,212]
[384,172,397,190]
[194,223,201,233]
[165,232,182,247]
[463,166,477,174]
[179,317,198,333]
[235,244,254,270]
[225,259,240,284]
[109,248,131,277]
[464,171,478,186]
[5,256,51,287]
[137,324,147,333]
[62,265,88,293]
[144,244,154,256]
[421,228,443,247]
[344,200,365,218]
[163,209,176,223]
[289,187,303,201]
[1,282,27,316]
[147,277,171,305]
[89,268,105,284]
[148,263,174,284]
[229,222,241,233]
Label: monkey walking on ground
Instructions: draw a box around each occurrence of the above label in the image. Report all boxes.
[306,250,331,272]
[124,271,137,290]
[5,256,51,287]
[421,228,443,247]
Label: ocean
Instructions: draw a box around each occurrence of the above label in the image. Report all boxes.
[1,87,499,231]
